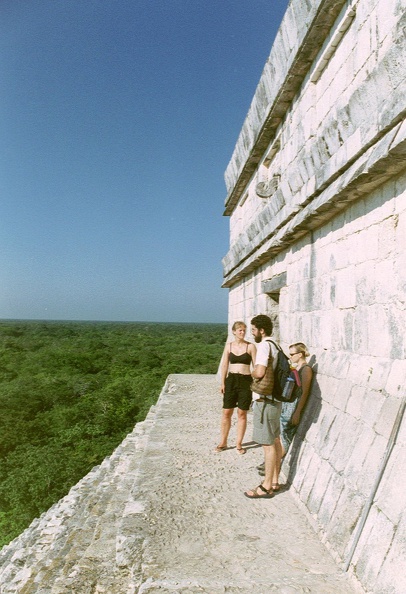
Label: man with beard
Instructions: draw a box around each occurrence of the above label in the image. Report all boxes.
[244,314,281,499]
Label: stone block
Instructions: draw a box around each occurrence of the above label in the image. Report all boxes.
[377,215,398,259]
[316,469,344,528]
[376,510,406,594]
[351,506,394,591]
[304,404,324,448]
[356,224,380,263]
[316,375,340,405]
[320,275,335,312]
[297,311,313,346]
[363,186,396,228]
[313,244,332,277]
[329,415,362,473]
[386,304,406,359]
[374,394,403,439]
[325,484,365,560]
[334,237,353,270]
[367,304,393,358]
[323,119,343,157]
[381,34,406,90]
[306,458,334,516]
[320,410,344,461]
[394,252,406,303]
[355,433,387,497]
[376,443,406,524]
[334,309,354,351]
[386,361,406,403]
[344,425,376,488]
[334,267,357,308]
[291,442,315,493]
[366,357,392,391]
[297,450,319,506]
[296,150,312,185]
[346,352,368,383]
[347,189,367,219]
[360,388,386,429]
[333,378,354,411]
[397,209,406,258]
[346,385,366,420]
[328,350,353,379]
[311,310,333,351]
[394,168,406,200]
[354,260,377,305]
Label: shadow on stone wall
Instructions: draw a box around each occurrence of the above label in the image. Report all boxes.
[285,355,322,485]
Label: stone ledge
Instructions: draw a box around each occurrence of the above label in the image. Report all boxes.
[222,117,406,287]
[224,0,348,214]
[0,375,359,594]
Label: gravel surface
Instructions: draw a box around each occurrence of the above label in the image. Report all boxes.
[133,374,359,593]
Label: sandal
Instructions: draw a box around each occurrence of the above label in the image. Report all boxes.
[272,482,280,491]
[244,484,274,499]
[236,447,246,455]
[214,445,227,453]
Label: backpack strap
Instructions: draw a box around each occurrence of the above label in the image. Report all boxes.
[260,340,276,410]
[264,339,275,357]
[266,339,282,353]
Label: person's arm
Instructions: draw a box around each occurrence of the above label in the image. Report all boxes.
[252,364,266,379]
[248,343,257,368]
[291,366,313,426]
[251,340,270,379]
[220,343,230,393]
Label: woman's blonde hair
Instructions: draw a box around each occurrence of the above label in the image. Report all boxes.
[289,342,310,357]
[232,321,246,331]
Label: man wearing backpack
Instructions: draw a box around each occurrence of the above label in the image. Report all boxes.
[244,314,281,499]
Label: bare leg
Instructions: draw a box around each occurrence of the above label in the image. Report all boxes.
[217,408,234,448]
[244,442,276,498]
[236,408,247,450]
[273,437,283,486]
[263,443,277,492]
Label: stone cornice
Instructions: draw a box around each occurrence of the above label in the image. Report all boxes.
[222,117,406,288]
[223,0,349,216]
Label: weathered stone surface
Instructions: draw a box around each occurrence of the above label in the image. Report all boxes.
[0,376,361,594]
[223,0,406,286]
[223,1,406,591]
[224,0,350,213]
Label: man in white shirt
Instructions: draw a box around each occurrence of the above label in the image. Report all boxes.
[244,314,281,499]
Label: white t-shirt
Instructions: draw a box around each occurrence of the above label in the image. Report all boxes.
[252,338,279,401]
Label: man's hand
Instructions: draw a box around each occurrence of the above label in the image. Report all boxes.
[291,409,301,426]
[251,364,267,380]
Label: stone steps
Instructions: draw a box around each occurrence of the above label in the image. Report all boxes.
[0,403,158,594]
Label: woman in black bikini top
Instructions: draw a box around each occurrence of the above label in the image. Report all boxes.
[228,347,252,365]
[215,321,256,455]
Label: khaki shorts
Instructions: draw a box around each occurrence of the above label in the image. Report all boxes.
[252,400,282,445]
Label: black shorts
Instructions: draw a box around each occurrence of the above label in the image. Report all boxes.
[223,373,252,411]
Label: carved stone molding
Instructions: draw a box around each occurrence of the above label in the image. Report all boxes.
[255,174,281,198]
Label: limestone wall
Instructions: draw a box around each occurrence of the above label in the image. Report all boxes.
[222,0,406,591]
[223,0,406,284]
[280,172,406,593]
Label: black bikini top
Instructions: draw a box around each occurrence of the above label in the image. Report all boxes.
[229,344,252,365]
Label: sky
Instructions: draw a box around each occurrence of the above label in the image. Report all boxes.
[0,0,289,323]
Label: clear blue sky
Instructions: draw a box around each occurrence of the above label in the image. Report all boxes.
[0,0,289,323]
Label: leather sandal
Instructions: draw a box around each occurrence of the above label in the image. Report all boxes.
[244,484,274,499]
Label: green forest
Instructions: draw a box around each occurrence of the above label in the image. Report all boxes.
[0,320,226,547]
